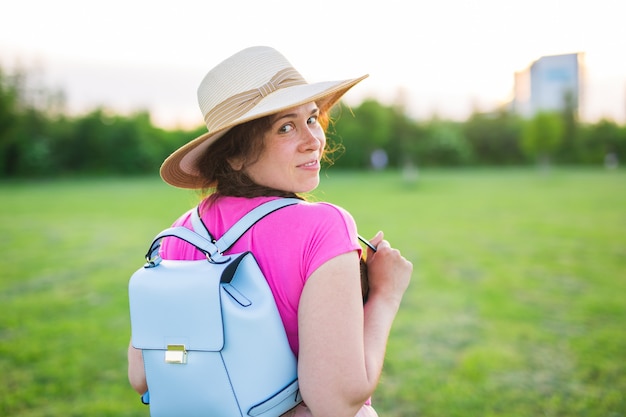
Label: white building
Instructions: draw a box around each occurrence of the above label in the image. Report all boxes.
[512,53,585,119]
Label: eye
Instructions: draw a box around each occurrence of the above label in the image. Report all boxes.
[278,123,294,134]
[307,115,319,125]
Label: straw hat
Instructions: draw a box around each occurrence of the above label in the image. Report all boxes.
[160,46,368,189]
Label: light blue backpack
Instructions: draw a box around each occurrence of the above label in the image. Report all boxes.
[129,198,303,417]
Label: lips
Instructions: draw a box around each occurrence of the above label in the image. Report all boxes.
[298,160,318,168]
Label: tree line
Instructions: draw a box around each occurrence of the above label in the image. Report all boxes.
[1,66,624,179]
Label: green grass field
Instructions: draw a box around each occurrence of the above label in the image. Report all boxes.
[1,168,625,416]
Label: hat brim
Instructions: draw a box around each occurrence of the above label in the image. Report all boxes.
[160,74,368,189]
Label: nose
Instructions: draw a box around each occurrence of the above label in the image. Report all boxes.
[299,126,324,152]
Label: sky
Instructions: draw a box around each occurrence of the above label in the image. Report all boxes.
[1,0,625,128]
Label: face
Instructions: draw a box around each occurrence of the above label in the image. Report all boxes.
[241,102,326,193]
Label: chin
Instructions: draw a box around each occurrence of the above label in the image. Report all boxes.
[280,176,319,194]
[299,181,320,193]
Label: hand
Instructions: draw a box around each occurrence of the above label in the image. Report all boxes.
[281,403,378,417]
[365,231,412,305]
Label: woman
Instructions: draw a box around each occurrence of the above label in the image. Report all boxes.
[128,46,412,417]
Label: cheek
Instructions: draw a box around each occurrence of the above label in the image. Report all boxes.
[317,130,327,148]
[319,135,327,155]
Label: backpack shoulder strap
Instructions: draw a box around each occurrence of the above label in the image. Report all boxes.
[191,198,302,254]
[191,206,213,242]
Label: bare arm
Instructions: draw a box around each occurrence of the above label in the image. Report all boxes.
[127,341,147,394]
[297,232,412,417]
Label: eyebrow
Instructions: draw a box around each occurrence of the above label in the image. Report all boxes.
[271,107,319,124]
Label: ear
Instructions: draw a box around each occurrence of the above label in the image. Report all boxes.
[228,157,244,171]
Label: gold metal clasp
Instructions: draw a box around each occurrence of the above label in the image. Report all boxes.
[165,344,187,364]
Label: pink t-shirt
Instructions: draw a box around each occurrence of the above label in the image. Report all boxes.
[159,195,362,356]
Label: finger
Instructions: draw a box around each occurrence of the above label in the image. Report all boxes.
[375,239,391,250]
[369,231,384,246]
[365,231,384,256]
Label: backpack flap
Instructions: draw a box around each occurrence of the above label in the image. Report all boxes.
[129,258,226,353]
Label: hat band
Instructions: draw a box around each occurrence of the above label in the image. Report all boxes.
[204,67,306,131]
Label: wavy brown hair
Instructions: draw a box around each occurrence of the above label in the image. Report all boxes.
[196,106,340,199]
